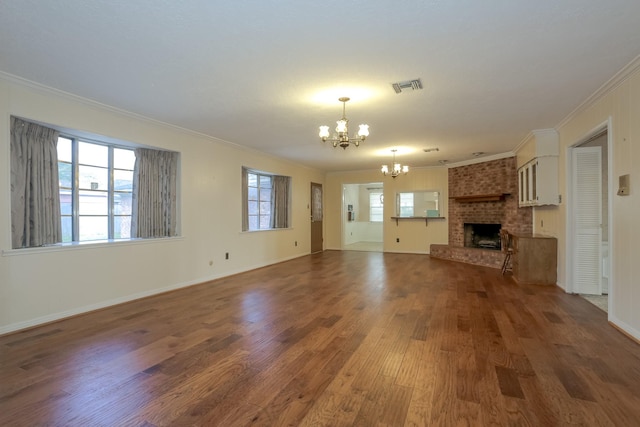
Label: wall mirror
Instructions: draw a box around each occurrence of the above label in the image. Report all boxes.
[396,190,440,217]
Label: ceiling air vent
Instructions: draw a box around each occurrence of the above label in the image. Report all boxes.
[391,78,423,94]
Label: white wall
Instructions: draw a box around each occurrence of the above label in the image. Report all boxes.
[0,76,324,334]
[522,58,640,340]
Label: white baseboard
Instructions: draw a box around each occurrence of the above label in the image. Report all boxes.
[0,253,309,336]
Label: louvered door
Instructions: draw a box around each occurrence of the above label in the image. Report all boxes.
[572,146,602,295]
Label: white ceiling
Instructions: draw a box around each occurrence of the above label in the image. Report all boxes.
[2,1,640,172]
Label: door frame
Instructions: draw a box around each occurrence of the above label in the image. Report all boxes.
[564,118,613,310]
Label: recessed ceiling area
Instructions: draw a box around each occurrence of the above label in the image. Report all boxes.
[1,1,640,172]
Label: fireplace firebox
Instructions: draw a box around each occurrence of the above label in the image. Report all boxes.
[464,223,501,250]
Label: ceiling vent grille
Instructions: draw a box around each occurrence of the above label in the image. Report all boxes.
[391,78,423,94]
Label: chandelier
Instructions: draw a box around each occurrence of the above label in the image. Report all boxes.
[319,97,369,149]
[381,149,409,178]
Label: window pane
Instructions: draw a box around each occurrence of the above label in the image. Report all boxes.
[57,137,72,162]
[260,201,271,214]
[248,187,258,200]
[371,206,383,222]
[114,148,135,170]
[248,215,258,230]
[114,216,131,239]
[259,175,272,188]
[259,188,271,202]
[114,192,132,215]
[399,193,414,217]
[61,216,73,243]
[79,190,108,215]
[79,216,108,241]
[60,189,72,215]
[114,169,133,191]
[79,141,108,167]
[248,173,258,187]
[79,165,109,190]
[248,201,258,215]
[259,215,270,229]
[58,162,72,188]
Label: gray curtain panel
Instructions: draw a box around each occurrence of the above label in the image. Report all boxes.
[131,148,178,238]
[10,117,62,249]
[271,175,290,228]
[241,168,249,231]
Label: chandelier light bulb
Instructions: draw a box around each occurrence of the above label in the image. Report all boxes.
[319,125,330,140]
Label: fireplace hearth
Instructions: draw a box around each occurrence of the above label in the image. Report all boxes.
[464,223,501,250]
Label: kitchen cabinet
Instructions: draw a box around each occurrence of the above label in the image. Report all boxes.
[518,156,559,207]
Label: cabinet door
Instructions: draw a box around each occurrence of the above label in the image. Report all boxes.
[518,157,558,207]
[536,156,559,205]
[531,161,537,202]
[519,168,525,205]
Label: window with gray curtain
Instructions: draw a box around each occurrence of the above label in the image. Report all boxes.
[242,167,291,231]
[131,148,179,238]
[10,117,180,247]
[10,117,62,248]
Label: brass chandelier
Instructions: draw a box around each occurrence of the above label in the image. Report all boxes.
[319,97,369,149]
[381,149,409,178]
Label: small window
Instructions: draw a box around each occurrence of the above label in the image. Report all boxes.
[369,192,384,222]
[398,192,414,217]
[243,167,291,231]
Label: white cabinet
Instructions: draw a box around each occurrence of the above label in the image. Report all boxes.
[518,156,559,206]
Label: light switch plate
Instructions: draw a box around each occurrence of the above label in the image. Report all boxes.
[617,174,630,196]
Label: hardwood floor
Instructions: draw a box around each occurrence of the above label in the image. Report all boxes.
[2,251,640,426]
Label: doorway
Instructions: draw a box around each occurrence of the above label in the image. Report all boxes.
[311,182,323,253]
[568,126,610,313]
[342,183,383,252]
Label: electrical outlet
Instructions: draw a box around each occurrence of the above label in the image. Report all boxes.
[225,252,229,260]
[295,241,297,246]
[396,238,400,243]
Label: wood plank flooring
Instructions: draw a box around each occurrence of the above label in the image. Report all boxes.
[2,251,640,426]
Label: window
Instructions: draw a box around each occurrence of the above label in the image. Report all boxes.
[398,192,414,217]
[10,116,177,248]
[369,192,384,222]
[57,136,135,242]
[243,168,291,231]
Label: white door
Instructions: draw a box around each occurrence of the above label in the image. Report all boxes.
[572,146,602,295]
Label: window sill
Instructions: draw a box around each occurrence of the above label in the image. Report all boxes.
[2,236,183,257]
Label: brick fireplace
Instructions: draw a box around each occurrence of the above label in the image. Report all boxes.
[431,156,532,268]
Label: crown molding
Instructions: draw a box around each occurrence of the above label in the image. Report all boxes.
[556,53,640,130]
